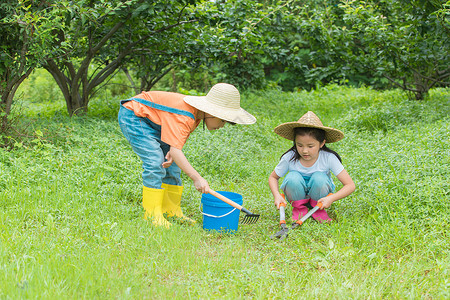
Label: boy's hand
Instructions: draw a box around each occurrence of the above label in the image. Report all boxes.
[194,177,210,194]
[162,152,173,168]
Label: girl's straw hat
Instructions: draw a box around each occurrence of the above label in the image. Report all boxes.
[274,111,344,143]
[184,83,256,125]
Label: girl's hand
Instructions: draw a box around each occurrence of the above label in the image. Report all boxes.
[194,177,210,194]
[162,152,173,168]
[274,194,287,209]
[317,195,333,210]
[317,169,356,209]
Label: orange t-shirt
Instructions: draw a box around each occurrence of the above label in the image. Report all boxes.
[122,91,201,149]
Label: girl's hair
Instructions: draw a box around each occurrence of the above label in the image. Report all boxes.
[280,127,342,162]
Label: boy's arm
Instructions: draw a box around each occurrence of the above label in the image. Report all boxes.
[169,146,210,193]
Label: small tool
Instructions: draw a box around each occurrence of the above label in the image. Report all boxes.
[208,190,260,224]
[271,202,323,240]
[270,202,289,240]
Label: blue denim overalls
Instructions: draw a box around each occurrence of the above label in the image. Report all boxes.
[118,97,196,189]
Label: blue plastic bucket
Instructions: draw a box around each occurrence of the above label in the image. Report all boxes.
[201,191,243,233]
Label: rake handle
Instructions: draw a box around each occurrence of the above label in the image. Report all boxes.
[208,190,244,211]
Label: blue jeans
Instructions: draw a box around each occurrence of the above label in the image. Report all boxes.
[280,171,333,201]
[118,104,182,189]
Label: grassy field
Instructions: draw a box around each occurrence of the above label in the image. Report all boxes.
[1,85,449,299]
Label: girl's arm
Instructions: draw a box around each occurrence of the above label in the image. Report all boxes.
[317,169,355,209]
[169,146,210,193]
[268,171,287,209]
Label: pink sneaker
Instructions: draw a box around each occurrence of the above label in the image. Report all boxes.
[309,199,332,223]
[291,199,309,220]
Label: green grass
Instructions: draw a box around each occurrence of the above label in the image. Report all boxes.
[1,86,449,299]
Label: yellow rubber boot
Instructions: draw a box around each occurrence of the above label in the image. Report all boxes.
[142,186,171,228]
[161,183,196,225]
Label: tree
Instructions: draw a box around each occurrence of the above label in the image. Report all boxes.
[299,0,450,99]
[120,1,209,94]
[0,0,65,130]
[122,0,273,92]
[42,0,202,116]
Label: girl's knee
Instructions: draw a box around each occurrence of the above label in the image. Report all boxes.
[281,171,307,201]
[284,171,303,183]
[282,172,304,189]
[309,172,332,200]
[310,172,329,185]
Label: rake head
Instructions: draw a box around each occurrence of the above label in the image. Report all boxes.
[240,208,260,224]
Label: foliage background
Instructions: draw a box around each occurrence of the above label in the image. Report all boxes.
[2,0,448,124]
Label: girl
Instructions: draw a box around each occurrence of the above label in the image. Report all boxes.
[118,83,256,228]
[268,111,355,222]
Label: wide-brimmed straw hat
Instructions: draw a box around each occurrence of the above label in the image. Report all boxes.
[274,111,344,143]
[183,83,256,125]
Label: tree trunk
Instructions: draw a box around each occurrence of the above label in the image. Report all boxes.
[140,66,173,92]
[1,27,33,132]
[122,67,140,95]
[171,68,177,92]
[1,68,33,131]
[413,73,430,101]
[43,61,88,116]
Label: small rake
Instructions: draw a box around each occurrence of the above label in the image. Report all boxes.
[208,190,260,224]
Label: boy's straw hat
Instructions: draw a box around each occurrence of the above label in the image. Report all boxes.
[274,111,344,143]
[184,83,256,125]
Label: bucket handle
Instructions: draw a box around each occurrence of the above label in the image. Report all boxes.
[199,203,237,218]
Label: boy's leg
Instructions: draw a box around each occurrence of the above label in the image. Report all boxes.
[142,186,171,227]
[159,143,194,224]
[161,183,196,224]
[160,142,182,186]
[118,106,166,188]
[118,106,170,227]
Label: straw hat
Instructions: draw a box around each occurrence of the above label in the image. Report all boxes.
[274,111,344,143]
[183,83,256,125]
